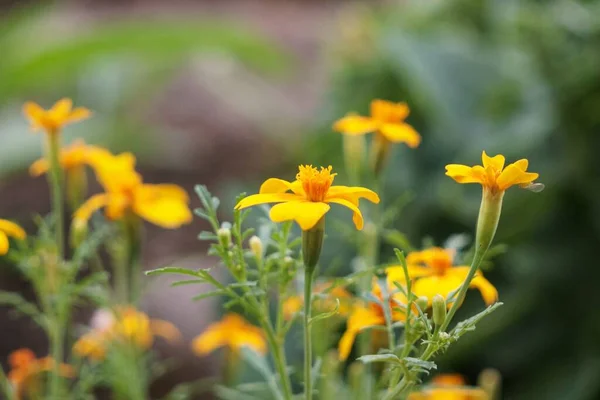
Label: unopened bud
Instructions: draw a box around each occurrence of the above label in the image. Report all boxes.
[70,218,88,249]
[432,294,446,326]
[302,218,325,272]
[217,227,231,248]
[415,296,429,311]
[476,189,504,254]
[249,235,263,260]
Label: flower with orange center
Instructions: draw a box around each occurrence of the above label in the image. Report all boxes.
[192,313,267,356]
[73,307,181,361]
[23,98,91,135]
[29,139,111,177]
[0,219,26,255]
[73,151,192,229]
[333,99,421,148]
[445,151,539,195]
[386,247,497,307]
[235,165,379,230]
[408,374,489,400]
[7,348,74,399]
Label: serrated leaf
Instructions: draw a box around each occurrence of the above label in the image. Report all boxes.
[171,279,207,287]
[145,266,210,278]
[193,208,210,220]
[357,353,402,365]
[404,357,436,370]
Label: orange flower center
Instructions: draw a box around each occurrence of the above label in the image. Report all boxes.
[296,165,336,202]
[428,252,453,276]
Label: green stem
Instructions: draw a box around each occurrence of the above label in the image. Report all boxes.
[263,322,293,400]
[47,132,64,259]
[125,215,143,305]
[303,267,315,400]
[49,316,65,398]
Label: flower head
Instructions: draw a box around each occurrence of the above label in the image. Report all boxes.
[74,151,192,229]
[445,151,539,194]
[29,139,110,177]
[235,165,379,230]
[192,313,267,356]
[8,348,74,399]
[0,219,26,255]
[408,374,489,399]
[73,307,181,361]
[333,99,421,148]
[386,247,497,307]
[23,98,91,135]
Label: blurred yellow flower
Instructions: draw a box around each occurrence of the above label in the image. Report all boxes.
[29,139,110,177]
[386,247,497,306]
[333,99,421,148]
[73,307,181,361]
[408,387,488,400]
[235,165,379,230]
[0,219,26,255]
[192,313,267,356]
[283,283,353,320]
[23,98,91,135]
[445,151,539,194]
[8,348,74,399]
[74,151,192,229]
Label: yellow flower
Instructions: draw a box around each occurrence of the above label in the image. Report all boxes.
[283,283,353,320]
[73,307,181,361]
[29,139,110,177]
[408,387,489,400]
[386,247,498,306]
[445,151,539,194]
[0,219,26,255]
[333,99,421,148]
[74,151,192,229]
[192,313,267,356]
[235,165,379,230]
[23,98,91,135]
[8,348,74,399]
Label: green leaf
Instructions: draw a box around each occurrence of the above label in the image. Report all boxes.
[240,348,284,400]
[145,266,204,277]
[171,279,207,287]
[309,299,340,325]
[192,290,227,301]
[357,353,402,365]
[0,291,46,328]
[197,231,217,241]
[403,357,437,371]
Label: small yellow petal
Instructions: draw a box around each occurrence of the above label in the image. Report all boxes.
[469,275,498,306]
[412,275,464,305]
[370,99,410,123]
[496,164,539,191]
[326,185,380,204]
[235,193,302,210]
[481,151,505,171]
[338,328,358,361]
[386,265,433,285]
[379,123,421,147]
[74,194,109,224]
[512,159,528,171]
[0,220,26,240]
[50,98,73,117]
[133,186,192,229]
[29,158,50,176]
[269,201,330,231]
[333,114,378,135]
[0,232,9,255]
[445,164,484,184]
[259,178,293,194]
[326,197,364,230]
[66,107,92,124]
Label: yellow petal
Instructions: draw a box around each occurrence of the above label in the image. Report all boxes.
[338,328,358,361]
[0,231,9,255]
[370,99,410,123]
[269,201,330,230]
[22,102,46,130]
[150,319,182,344]
[134,186,192,229]
[326,185,380,204]
[431,374,467,387]
[512,159,528,171]
[481,151,505,171]
[333,114,378,135]
[386,265,433,285]
[105,193,130,221]
[0,220,26,240]
[74,194,109,224]
[412,275,464,305]
[379,123,421,147]
[496,164,539,191]
[259,178,293,194]
[235,193,303,210]
[66,107,92,124]
[326,197,364,230]
[338,305,385,360]
[50,98,73,117]
[445,164,485,184]
[469,275,498,306]
[231,326,267,355]
[29,158,50,176]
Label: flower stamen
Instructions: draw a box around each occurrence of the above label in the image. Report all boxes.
[296,165,336,202]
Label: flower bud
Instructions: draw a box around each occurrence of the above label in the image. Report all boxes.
[432,294,446,326]
[302,217,325,273]
[70,218,88,249]
[415,296,429,311]
[475,189,504,254]
[217,227,231,248]
[249,235,263,260]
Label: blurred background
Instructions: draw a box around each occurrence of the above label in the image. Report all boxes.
[1,0,599,399]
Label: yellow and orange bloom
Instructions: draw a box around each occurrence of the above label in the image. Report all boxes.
[235,165,379,231]
[283,283,353,320]
[29,139,110,177]
[23,98,91,135]
[333,99,421,148]
[192,313,267,356]
[386,247,497,307]
[445,151,539,195]
[0,219,26,255]
[408,374,489,400]
[8,348,74,399]
[74,151,192,229]
[73,307,181,361]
